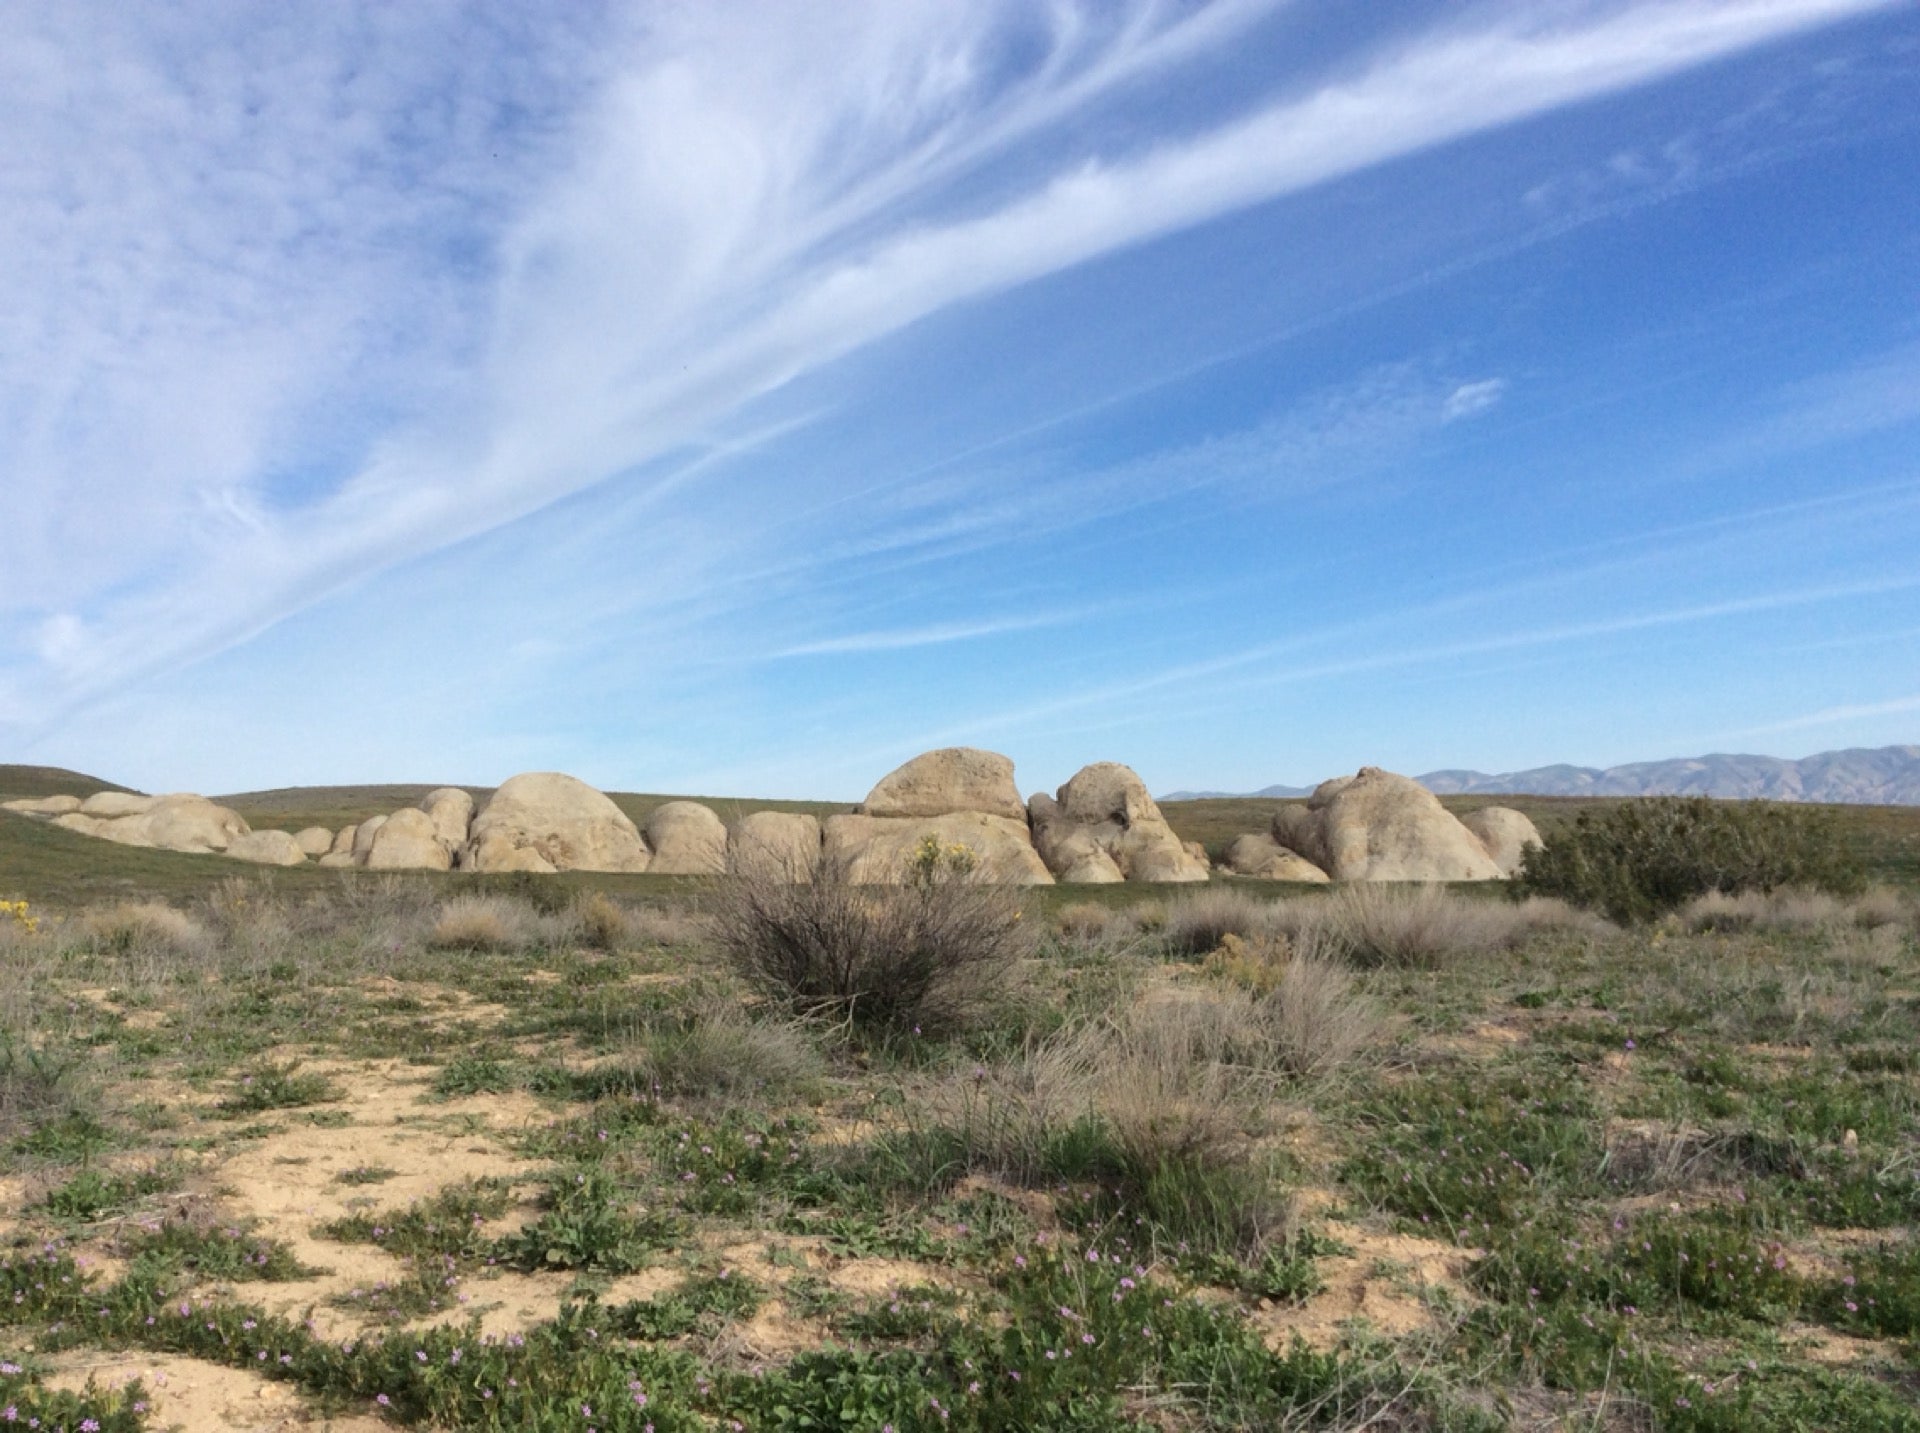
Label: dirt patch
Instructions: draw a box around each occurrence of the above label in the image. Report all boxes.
[1426,1021,1528,1059]
[1252,1221,1470,1352]
[1784,1322,1899,1368]
[827,1256,958,1297]
[46,1350,388,1431]
[353,975,509,1028]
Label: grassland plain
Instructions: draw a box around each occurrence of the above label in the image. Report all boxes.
[1,770,1918,1430]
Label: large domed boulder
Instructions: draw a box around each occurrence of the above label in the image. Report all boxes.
[858,748,1026,822]
[1030,763,1208,883]
[3,794,83,815]
[727,812,823,880]
[645,801,728,875]
[822,812,1053,885]
[1275,767,1502,882]
[1460,806,1544,878]
[1222,833,1330,883]
[366,808,454,871]
[419,788,476,850]
[227,830,308,866]
[465,772,651,874]
[293,827,335,858]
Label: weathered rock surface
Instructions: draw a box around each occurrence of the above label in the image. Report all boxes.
[227,830,309,866]
[293,826,335,858]
[726,812,823,879]
[859,747,1026,822]
[329,826,357,856]
[317,852,357,869]
[1030,764,1209,883]
[1460,806,1544,878]
[366,808,453,871]
[1273,767,1502,882]
[2,794,82,815]
[644,801,728,876]
[350,815,388,863]
[822,812,1053,885]
[1221,832,1331,882]
[419,788,476,850]
[465,772,651,874]
[80,791,157,818]
[51,812,109,839]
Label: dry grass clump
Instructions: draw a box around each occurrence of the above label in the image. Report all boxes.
[575,891,631,951]
[1161,887,1278,957]
[624,998,824,1099]
[623,902,709,950]
[79,901,214,959]
[1255,947,1380,1080]
[1294,886,1543,968]
[1682,886,1912,936]
[427,894,549,952]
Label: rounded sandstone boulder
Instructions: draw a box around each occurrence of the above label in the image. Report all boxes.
[644,801,728,876]
[858,748,1026,822]
[419,788,476,849]
[465,772,651,874]
[726,812,823,880]
[366,808,454,871]
[1294,767,1502,882]
[1031,763,1208,883]
[1460,806,1544,878]
[80,791,157,818]
[1222,832,1330,883]
[293,827,336,858]
[822,812,1053,885]
[227,830,308,866]
[3,794,83,815]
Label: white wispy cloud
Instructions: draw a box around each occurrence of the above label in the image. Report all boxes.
[1727,694,1920,737]
[0,0,1892,739]
[771,611,1085,658]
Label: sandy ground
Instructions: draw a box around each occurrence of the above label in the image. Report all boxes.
[46,1350,388,1433]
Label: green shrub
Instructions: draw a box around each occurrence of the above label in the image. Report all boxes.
[1515,797,1863,924]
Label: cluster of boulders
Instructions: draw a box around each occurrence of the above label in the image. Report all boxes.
[1218,766,1540,882]
[5,752,1541,885]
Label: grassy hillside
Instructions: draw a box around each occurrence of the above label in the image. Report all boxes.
[0,764,137,801]
[215,783,853,834]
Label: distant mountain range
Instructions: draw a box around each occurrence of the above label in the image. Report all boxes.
[1162,745,1920,806]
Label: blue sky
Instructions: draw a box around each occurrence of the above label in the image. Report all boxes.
[3,0,1917,800]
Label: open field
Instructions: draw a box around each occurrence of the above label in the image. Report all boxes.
[3,829,1919,1429]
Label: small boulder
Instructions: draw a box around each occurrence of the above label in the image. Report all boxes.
[419,788,476,850]
[1030,764,1208,883]
[3,794,82,815]
[80,791,157,818]
[366,808,454,871]
[727,812,823,880]
[1222,833,1331,883]
[858,748,1026,822]
[293,826,336,858]
[465,772,651,874]
[644,801,728,876]
[822,812,1053,885]
[227,830,308,866]
[329,826,357,856]
[1460,806,1544,878]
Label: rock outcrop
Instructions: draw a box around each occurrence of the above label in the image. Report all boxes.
[1460,806,1543,878]
[465,772,651,874]
[859,748,1027,822]
[350,815,388,863]
[1221,833,1330,882]
[1272,767,1502,882]
[80,792,157,818]
[644,801,728,876]
[366,808,454,871]
[227,830,309,866]
[293,827,335,858]
[1030,763,1209,884]
[2,794,82,816]
[419,788,476,849]
[822,811,1052,885]
[726,812,823,880]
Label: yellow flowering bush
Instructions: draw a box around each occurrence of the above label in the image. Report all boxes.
[907,834,979,886]
[1,899,37,935]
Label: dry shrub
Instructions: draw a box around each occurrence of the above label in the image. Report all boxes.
[427,894,545,952]
[710,856,1028,1037]
[80,902,214,960]
[1850,886,1912,931]
[623,902,708,950]
[625,998,823,1098]
[1053,901,1118,942]
[1682,887,1861,935]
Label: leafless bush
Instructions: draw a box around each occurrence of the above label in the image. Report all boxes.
[710,855,1029,1036]
[575,891,631,951]
[1256,946,1381,1080]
